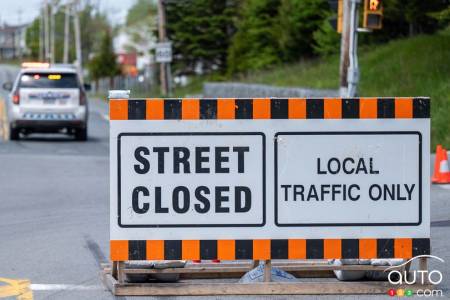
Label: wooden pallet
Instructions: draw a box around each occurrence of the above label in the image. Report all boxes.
[102,259,431,296]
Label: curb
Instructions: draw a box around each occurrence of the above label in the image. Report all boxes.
[0,99,8,141]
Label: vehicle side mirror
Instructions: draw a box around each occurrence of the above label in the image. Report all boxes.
[2,82,12,91]
[83,83,92,92]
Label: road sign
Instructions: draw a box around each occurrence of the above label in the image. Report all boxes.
[155,42,172,63]
[109,96,430,261]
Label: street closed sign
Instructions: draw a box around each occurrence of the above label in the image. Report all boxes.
[118,133,265,227]
[110,97,431,261]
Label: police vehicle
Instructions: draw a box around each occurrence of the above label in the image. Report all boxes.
[2,62,89,141]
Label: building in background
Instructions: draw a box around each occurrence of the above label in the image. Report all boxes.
[0,24,29,60]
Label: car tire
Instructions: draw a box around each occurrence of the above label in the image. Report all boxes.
[75,128,88,141]
[9,126,20,140]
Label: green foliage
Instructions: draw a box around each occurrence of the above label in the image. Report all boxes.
[166,0,237,75]
[227,0,281,74]
[88,31,120,80]
[126,0,157,26]
[275,0,329,60]
[26,19,40,59]
[312,18,341,56]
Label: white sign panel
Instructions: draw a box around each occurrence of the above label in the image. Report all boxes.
[275,132,421,226]
[155,42,172,63]
[118,133,265,227]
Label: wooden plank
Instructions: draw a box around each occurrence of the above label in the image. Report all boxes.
[117,261,125,284]
[112,281,433,296]
[263,260,271,282]
[122,264,390,274]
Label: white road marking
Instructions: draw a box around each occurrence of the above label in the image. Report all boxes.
[438,184,450,190]
[30,284,102,291]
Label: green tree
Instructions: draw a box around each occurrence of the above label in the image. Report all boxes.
[88,31,120,87]
[26,18,41,59]
[166,0,238,75]
[312,18,341,56]
[227,0,281,74]
[275,0,329,60]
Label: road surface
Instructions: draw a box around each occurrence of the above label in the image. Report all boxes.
[0,65,449,299]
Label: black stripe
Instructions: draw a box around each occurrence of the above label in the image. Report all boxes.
[235,240,253,259]
[306,239,324,259]
[271,99,288,119]
[164,99,182,119]
[377,239,394,258]
[235,99,253,119]
[413,98,430,118]
[412,238,430,256]
[271,239,288,259]
[200,99,217,119]
[342,98,359,118]
[128,240,146,260]
[200,240,217,259]
[128,100,146,120]
[306,99,324,119]
[341,239,359,259]
[377,98,395,118]
[164,240,182,260]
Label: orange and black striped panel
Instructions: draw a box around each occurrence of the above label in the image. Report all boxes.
[110,238,430,261]
[109,97,430,120]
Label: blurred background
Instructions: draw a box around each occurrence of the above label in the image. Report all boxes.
[0,0,448,146]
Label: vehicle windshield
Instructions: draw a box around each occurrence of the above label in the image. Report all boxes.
[19,73,79,88]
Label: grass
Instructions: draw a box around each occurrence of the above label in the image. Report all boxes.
[174,28,450,149]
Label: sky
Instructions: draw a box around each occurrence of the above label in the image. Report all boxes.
[0,0,136,26]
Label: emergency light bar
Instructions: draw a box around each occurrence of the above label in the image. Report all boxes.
[21,62,50,69]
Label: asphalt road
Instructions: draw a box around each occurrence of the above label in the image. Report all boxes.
[0,65,449,300]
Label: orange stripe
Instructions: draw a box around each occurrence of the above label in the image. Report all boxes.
[109,99,128,120]
[324,98,342,119]
[182,99,200,120]
[395,98,413,118]
[394,238,412,258]
[359,98,377,119]
[182,240,200,260]
[288,239,306,259]
[146,99,164,120]
[217,99,235,119]
[359,239,377,259]
[288,98,306,119]
[253,98,271,119]
[217,240,235,260]
[253,239,271,260]
[110,240,128,261]
[146,240,164,260]
[324,239,342,259]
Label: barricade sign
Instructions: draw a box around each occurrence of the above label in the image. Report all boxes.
[109,96,430,261]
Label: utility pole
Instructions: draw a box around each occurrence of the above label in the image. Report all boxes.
[346,0,360,97]
[44,0,50,62]
[73,0,82,74]
[339,0,360,97]
[157,0,169,96]
[63,2,70,64]
[39,5,44,61]
[50,1,55,64]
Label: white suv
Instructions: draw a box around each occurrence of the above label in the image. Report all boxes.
[2,63,89,141]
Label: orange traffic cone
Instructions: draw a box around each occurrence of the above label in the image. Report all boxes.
[432,145,443,183]
[433,146,450,184]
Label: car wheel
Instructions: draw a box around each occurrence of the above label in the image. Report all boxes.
[9,126,20,140]
[75,128,88,141]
